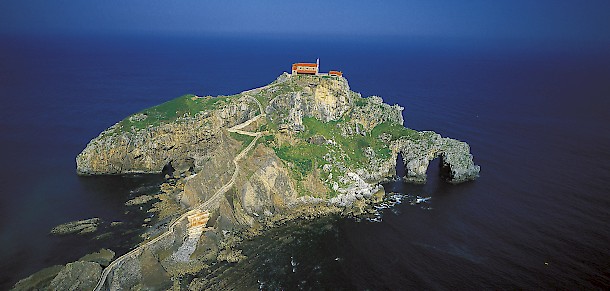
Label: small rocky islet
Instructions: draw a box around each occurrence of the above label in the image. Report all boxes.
[15,73,479,290]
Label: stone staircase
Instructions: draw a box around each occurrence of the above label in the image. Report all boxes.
[170,210,210,262]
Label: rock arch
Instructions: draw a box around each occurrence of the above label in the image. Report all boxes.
[394,131,480,184]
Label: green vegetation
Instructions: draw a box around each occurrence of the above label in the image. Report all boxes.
[117,94,235,132]
[259,133,275,145]
[275,141,327,179]
[370,122,420,141]
[296,117,401,166]
[354,98,367,107]
[111,75,419,199]
[272,115,420,197]
[229,131,255,152]
[294,180,316,198]
[253,91,270,110]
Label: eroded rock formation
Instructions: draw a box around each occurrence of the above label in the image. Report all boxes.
[18,74,480,290]
[76,96,258,175]
[392,131,480,184]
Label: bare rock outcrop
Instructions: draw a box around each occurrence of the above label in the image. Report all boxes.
[79,249,116,267]
[48,261,102,291]
[76,95,258,175]
[62,73,480,290]
[266,75,352,130]
[12,265,64,291]
[50,217,101,235]
[181,133,241,207]
[238,145,298,216]
[348,95,404,132]
[393,131,480,184]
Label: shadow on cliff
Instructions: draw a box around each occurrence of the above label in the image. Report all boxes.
[386,154,469,196]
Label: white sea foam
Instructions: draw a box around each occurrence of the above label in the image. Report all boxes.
[356,192,433,223]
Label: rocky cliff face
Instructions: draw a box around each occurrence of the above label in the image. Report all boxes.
[349,95,404,131]
[76,95,258,175]
[236,145,298,216]
[180,133,241,207]
[34,73,481,290]
[266,73,352,130]
[392,131,480,184]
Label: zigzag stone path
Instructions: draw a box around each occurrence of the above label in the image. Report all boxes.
[94,93,266,291]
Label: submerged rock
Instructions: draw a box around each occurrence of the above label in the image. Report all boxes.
[125,194,156,206]
[50,217,101,235]
[60,73,480,289]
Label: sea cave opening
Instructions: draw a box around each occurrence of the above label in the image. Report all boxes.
[423,156,453,194]
[426,157,442,184]
[438,155,452,182]
[162,161,175,177]
[384,152,409,193]
[395,152,406,178]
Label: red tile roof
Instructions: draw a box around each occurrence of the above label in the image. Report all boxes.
[292,63,318,68]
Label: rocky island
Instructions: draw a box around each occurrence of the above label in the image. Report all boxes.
[15,73,479,290]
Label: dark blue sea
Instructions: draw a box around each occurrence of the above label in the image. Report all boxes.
[0,34,609,289]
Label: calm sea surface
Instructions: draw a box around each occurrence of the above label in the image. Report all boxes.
[0,34,608,289]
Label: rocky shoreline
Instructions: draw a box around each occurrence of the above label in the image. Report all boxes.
[14,74,479,290]
[13,249,115,290]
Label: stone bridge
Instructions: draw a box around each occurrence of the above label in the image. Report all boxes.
[392,131,480,184]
